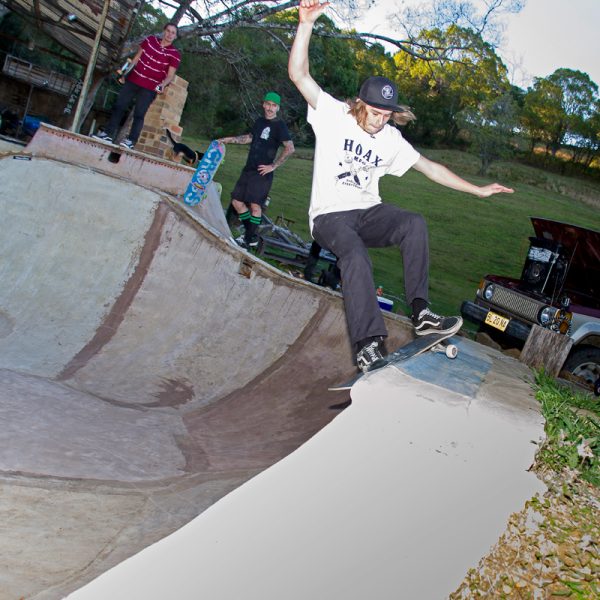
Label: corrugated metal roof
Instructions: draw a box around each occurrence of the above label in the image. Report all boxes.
[2,0,142,71]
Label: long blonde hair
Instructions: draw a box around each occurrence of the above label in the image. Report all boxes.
[347,98,416,130]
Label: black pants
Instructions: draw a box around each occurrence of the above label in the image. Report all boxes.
[105,81,156,144]
[312,204,429,347]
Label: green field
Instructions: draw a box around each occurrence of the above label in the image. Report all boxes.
[189,135,600,326]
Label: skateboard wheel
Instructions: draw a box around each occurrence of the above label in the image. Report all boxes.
[445,344,458,359]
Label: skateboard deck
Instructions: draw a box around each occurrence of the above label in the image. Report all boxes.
[113,59,134,84]
[329,331,459,391]
[183,140,225,206]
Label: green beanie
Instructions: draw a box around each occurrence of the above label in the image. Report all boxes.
[263,91,281,105]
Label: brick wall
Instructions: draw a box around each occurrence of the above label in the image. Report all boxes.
[136,75,189,160]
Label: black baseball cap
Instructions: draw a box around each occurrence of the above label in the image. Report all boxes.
[358,76,404,112]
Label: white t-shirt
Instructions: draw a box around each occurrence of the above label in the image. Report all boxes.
[307,90,420,231]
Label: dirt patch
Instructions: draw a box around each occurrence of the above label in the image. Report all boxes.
[450,469,600,599]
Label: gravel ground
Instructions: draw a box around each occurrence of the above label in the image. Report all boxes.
[450,467,600,599]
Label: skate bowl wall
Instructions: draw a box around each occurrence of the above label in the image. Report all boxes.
[0,150,412,484]
[0,148,414,597]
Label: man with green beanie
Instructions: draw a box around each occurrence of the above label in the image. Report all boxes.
[220,91,295,248]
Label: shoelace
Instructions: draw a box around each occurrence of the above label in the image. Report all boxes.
[419,308,441,321]
[362,342,380,361]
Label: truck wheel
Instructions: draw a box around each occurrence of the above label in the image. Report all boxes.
[563,345,600,390]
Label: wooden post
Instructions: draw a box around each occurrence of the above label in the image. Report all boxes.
[70,0,111,133]
[520,324,573,377]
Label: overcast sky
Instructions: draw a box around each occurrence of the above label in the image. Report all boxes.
[349,0,600,89]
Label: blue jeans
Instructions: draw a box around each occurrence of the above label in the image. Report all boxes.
[105,80,156,144]
[312,204,429,346]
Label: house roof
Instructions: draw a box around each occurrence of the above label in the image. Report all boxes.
[2,0,141,71]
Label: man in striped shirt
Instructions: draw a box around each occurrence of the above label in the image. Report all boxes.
[93,23,181,150]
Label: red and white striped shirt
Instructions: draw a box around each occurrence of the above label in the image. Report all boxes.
[128,35,181,91]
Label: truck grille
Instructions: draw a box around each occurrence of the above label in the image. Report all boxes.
[485,285,543,322]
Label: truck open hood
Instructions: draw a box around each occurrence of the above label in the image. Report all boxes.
[531,217,600,269]
[530,217,600,303]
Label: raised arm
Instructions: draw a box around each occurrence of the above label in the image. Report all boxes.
[412,156,514,197]
[288,1,329,109]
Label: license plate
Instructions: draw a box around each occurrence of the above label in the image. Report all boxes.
[485,310,510,332]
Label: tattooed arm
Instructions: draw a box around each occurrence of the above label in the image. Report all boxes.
[218,134,253,144]
[257,140,295,175]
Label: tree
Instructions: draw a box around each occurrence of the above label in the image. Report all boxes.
[521,69,599,160]
[178,10,370,140]
[456,92,518,174]
[393,25,511,146]
[126,0,530,145]
[134,0,520,67]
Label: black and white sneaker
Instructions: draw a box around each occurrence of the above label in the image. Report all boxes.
[235,235,248,249]
[120,138,135,150]
[92,131,113,144]
[247,235,260,248]
[356,339,387,373]
[412,308,462,336]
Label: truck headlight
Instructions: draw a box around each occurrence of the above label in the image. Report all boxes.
[539,306,558,326]
[483,284,495,301]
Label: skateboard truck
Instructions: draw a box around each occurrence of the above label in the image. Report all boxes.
[430,339,458,359]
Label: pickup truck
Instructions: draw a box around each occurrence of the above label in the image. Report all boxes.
[461,217,600,393]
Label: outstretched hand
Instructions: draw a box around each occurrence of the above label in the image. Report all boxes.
[475,183,515,197]
[299,0,330,24]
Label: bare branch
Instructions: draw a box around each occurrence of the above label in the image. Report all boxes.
[123,0,521,65]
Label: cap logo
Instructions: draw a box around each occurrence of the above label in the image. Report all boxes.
[381,85,394,100]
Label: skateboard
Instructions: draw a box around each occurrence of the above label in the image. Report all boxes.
[183,140,225,206]
[114,59,134,84]
[328,331,459,391]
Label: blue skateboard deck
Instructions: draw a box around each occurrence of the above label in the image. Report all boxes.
[183,139,225,206]
[329,331,459,391]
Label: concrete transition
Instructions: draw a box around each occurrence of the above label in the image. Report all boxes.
[0,129,546,600]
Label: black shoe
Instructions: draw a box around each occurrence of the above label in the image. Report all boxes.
[235,235,248,249]
[412,309,462,336]
[247,235,260,248]
[356,339,387,373]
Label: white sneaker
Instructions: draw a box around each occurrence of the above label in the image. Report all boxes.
[92,131,113,143]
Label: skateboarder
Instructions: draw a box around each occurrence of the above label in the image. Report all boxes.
[93,23,181,150]
[219,92,295,248]
[288,0,514,372]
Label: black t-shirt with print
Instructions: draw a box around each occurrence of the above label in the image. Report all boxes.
[244,117,291,171]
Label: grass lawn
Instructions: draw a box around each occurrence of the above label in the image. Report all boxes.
[186,135,600,326]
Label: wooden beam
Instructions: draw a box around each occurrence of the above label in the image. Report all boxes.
[70,0,111,132]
